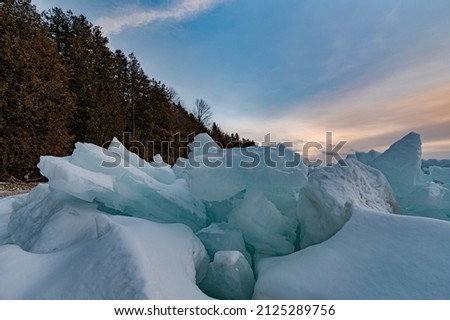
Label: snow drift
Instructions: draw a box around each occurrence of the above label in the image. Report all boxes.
[1,185,209,299]
[254,208,450,299]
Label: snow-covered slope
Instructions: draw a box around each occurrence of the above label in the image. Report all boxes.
[254,208,450,299]
[0,186,209,299]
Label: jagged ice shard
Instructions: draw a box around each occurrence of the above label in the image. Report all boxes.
[370,132,450,220]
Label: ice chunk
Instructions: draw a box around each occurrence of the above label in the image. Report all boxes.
[371,132,423,195]
[203,190,246,223]
[38,155,114,202]
[107,138,176,185]
[199,250,255,300]
[229,190,295,257]
[254,208,450,299]
[400,182,450,220]
[264,189,299,237]
[3,190,210,299]
[196,223,252,265]
[38,142,206,231]
[298,159,397,248]
[422,158,450,174]
[7,184,101,253]
[430,166,450,186]
[149,153,176,185]
[354,149,381,165]
[152,154,163,163]
[175,134,308,202]
[188,133,221,158]
[369,132,450,221]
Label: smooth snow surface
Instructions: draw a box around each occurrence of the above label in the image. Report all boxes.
[254,208,450,299]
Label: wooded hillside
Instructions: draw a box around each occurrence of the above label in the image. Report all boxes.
[0,0,254,181]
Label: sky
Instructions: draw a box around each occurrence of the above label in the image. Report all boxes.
[33,0,450,159]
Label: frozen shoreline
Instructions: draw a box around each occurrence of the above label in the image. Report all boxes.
[0,183,36,198]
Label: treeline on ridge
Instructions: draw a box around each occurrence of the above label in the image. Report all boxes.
[0,0,254,181]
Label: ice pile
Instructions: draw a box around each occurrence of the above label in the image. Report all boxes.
[429,166,450,187]
[38,139,206,231]
[1,134,312,299]
[174,134,307,260]
[2,131,450,299]
[366,132,450,220]
[174,134,307,202]
[254,208,450,299]
[422,158,450,174]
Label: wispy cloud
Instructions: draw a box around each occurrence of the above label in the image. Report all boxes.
[95,0,227,35]
[221,53,450,159]
[281,62,450,158]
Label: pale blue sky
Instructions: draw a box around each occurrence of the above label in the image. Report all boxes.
[33,0,450,158]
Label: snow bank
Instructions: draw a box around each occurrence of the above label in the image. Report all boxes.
[1,186,209,299]
[298,159,397,248]
[254,208,450,299]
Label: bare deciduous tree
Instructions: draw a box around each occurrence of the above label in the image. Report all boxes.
[192,98,213,127]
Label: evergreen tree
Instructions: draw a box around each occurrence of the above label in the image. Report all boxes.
[1,0,74,178]
[45,8,127,145]
[127,53,151,140]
